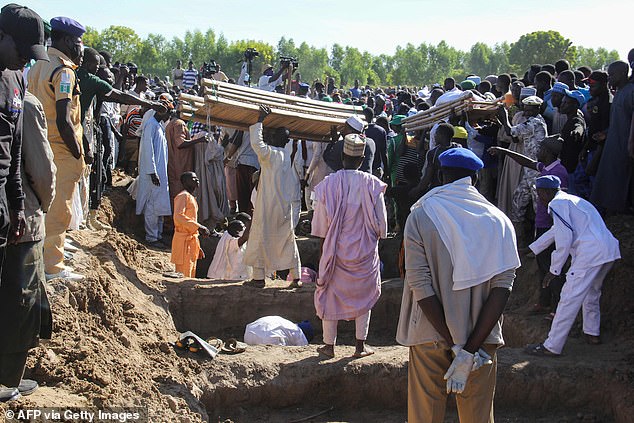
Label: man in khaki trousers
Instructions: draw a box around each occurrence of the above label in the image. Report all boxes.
[28,16,87,281]
[397,148,519,422]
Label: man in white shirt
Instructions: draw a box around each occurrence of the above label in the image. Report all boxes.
[526,175,620,356]
[258,62,290,92]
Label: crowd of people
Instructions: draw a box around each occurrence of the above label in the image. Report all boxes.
[0,2,633,421]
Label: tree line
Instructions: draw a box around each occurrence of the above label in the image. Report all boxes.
[83,26,620,88]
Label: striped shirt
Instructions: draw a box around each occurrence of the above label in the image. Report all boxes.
[183,68,198,89]
[125,107,143,137]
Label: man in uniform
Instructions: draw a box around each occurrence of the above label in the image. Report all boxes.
[28,15,86,281]
[0,2,48,402]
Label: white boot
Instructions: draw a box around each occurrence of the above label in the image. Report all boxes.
[88,210,111,230]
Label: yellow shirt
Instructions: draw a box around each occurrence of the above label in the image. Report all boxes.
[27,48,82,149]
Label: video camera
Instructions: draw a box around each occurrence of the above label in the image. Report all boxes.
[280,56,298,69]
[202,60,220,77]
[244,48,259,61]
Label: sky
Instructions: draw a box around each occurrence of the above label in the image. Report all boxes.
[19,0,633,62]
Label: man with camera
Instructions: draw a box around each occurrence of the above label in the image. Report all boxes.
[258,61,291,92]
[210,62,228,82]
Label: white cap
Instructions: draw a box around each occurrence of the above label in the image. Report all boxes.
[345,115,365,133]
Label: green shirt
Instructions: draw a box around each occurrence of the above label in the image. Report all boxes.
[77,67,113,120]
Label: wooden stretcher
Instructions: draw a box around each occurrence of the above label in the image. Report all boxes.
[402,91,501,132]
[178,79,364,142]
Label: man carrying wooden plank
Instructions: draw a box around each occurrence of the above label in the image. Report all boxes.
[244,105,302,289]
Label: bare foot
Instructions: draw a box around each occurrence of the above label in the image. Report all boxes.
[287,279,302,289]
[317,344,335,358]
[354,340,374,358]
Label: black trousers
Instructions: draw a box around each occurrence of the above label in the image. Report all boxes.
[99,116,114,187]
[89,124,105,210]
[0,351,28,387]
[0,240,52,386]
[236,164,257,215]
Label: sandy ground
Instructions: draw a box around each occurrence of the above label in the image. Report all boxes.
[1,183,633,422]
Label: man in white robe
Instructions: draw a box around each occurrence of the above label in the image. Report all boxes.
[136,97,172,246]
[244,105,301,288]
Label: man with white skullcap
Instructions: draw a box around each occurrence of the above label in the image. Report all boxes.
[322,115,375,174]
[312,133,387,358]
[243,105,302,289]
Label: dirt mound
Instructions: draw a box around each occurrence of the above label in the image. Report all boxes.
[0,223,208,421]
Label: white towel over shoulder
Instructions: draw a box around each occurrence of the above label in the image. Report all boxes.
[411,177,520,290]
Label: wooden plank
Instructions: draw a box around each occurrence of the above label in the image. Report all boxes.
[205,89,354,120]
[202,78,359,112]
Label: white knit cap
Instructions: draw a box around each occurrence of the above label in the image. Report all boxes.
[343,134,366,157]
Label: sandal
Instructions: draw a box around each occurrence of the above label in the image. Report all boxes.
[221,338,247,354]
[206,337,224,350]
[524,343,560,357]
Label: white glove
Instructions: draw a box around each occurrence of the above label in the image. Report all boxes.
[444,347,474,394]
[472,348,493,371]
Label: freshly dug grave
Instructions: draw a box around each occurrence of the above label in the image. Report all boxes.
[1,185,632,423]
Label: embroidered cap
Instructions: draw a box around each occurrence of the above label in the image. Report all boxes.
[343,133,366,157]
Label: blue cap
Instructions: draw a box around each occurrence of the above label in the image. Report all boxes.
[299,83,309,89]
[552,82,568,94]
[439,148,484,171]
[50,16,85,38]
[536,175,561,189]
[297,320,314,342]
[564,89,586,108]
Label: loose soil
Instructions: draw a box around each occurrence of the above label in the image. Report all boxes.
[1,178,633,422]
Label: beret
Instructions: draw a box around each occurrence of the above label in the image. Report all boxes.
[50,16,85,37]
[536,175,561,189]
[439,148,484,171]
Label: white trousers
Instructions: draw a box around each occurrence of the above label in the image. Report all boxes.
[322,310,371,345]
[144,213,164,242]
[544,261,614,354]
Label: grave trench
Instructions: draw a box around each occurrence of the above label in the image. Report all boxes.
[164,239,630,422]
[104,188,633,422]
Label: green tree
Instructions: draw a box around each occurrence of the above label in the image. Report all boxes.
[508,31,573,73]
[96,25,141,64]
[573,47,621,70]
[468,42,494,76]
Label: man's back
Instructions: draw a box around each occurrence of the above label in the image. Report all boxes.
[549,191,620,261]
[313,170,386,247]
[398,205,515,347]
